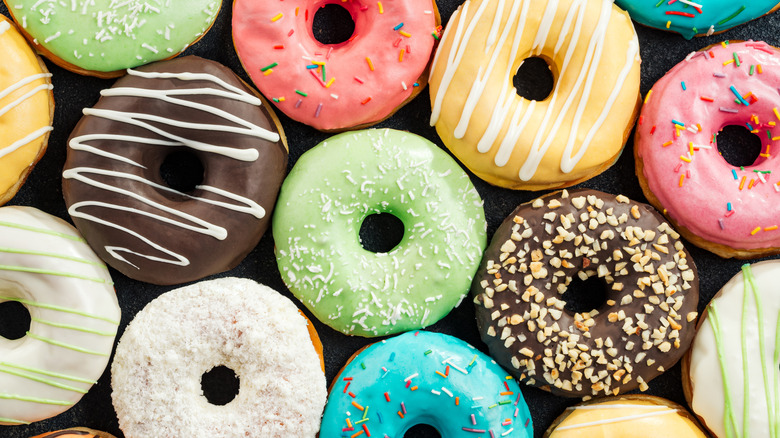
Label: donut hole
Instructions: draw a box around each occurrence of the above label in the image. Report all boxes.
[359,213,405,253]
[716,125,763,167]
[201,365,240,406]
[513,57,555,101]
[0,301,30,341]
[159,150,205,194]
[312,4,356,45]
[560,275,608,315]
[404,424,442,437]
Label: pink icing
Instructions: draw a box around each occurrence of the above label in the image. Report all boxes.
[636,41,780,251]
[232,0,438,131]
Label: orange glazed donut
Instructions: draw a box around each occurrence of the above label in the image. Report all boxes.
[428,0,641,190]
[232,0,441,131]
[0,15,54,206]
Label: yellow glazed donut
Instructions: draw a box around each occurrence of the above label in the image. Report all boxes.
[428,0,640,190]
[545,395,708,437]
[0,15,54,206]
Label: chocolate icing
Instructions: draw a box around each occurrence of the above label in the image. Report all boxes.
[472,189,699,398]
[62,56,288,285]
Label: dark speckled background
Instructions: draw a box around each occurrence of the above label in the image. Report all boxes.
[1,1,779,437]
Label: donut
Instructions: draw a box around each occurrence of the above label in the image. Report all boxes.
[683,261,780,438]
[0,206,119,426]
[273,129,487,337]
[0,15,54,206]
[428,0,641,190]
[320,330,534,437]
[472,189,700,398]
[3,0,221,77]
[544,395,707,437]
[615,0,780,39]
[232,0,440,131]
[110,277,327,438]
[635,41,780,259]
[31,428,117,438]
[62,56,288,285]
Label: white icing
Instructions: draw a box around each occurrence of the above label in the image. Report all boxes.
[689,261,780,438]
[430,0,637,181]
[556,409,678,431]
[0,206,119,426]
[0,73,53,160]
[63,69,273,269]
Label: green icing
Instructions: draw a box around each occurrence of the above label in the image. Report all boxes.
[744,264,778,438]
[0,366,87,394]
[709,302,740,438]
[0,296,120,324]
[0,361,97,384]
[0,417,30,425]
[0,247,107,267]
[32,318,117,336]
[273,129,487,337]
[0,264,111,284]
[8,0,221,72]
[741,267,751,438]
[0,220,84,242]
[26,332,110,356]
[0,393,71,406]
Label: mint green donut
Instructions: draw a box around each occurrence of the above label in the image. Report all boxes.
[273,129,487,337]
[7,0,220,74]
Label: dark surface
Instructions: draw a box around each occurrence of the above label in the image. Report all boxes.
[1,1,779,437]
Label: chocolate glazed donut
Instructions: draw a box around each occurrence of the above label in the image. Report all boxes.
[472,189,699,398]
[63,56,288,285]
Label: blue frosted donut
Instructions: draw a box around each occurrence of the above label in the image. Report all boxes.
[615,0,780,39]
[320,331,533,437]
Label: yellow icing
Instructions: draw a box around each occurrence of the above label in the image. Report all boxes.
[550,398,707,437]
[0,15,53,201]
[428,0,640,190]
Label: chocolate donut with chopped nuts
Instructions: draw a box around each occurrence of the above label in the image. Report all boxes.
[472,189,699,398]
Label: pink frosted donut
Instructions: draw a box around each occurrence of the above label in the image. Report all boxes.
[635,41,780,259]
[232,0,440,131]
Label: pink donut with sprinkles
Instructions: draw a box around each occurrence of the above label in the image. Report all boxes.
[232,0,441,131]
[635,40,780,259]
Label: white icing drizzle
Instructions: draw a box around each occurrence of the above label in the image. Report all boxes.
[0,71,53,160]
[0,207,119,425]
[63,69,273,269]
[0,20,9,35]
[430,0,637,181]
[556,409,678,431]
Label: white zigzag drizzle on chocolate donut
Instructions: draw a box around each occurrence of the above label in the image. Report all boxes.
[63,65,279,270]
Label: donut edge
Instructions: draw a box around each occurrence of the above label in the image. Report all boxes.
[542,394,708,437]
[0,16,55,206]
[230,0,442,133]
[1,0,223,78]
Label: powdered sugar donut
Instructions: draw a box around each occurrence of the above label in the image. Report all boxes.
[111,278,326,437]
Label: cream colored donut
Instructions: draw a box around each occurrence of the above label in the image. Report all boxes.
[111,277,327,437]
[684,261,780,438]
[428,0,641,190]
[0,206,119,426]
[545,395,707,437]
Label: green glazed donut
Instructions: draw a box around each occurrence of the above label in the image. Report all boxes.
[273,129,487,337]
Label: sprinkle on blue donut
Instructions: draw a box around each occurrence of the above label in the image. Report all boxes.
[320,331,534,437]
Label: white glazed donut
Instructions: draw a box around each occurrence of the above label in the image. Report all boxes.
[684,260,780,437]
[0,206,119,426]
[111,277,327,437]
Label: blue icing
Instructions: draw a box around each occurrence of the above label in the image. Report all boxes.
[615,1,775,39]
[320,331,533,438]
